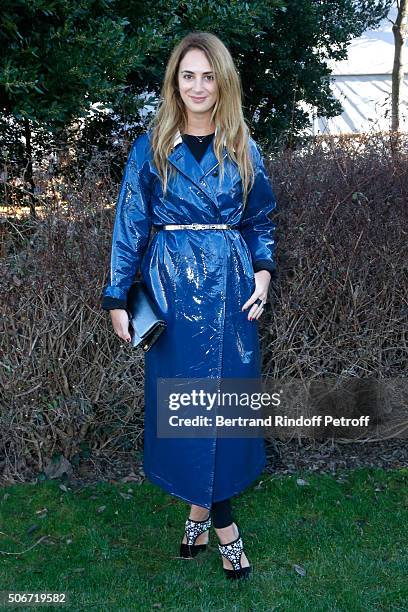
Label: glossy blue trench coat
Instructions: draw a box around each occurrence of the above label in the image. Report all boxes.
[102,128,277,509]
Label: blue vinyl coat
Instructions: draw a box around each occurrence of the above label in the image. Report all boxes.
[102,129,277,508]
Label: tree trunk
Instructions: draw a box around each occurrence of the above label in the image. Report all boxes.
[23,118,37,219]
[391,0,408,133]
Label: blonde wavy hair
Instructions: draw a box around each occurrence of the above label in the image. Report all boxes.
[148,31,255,206]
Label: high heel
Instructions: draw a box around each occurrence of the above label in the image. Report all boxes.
[179,515,212,559]
[217,522,252,580]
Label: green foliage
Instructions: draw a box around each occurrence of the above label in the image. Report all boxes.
[0,0,394,145]
[0,0,154,131]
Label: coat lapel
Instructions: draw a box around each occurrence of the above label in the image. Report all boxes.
[167,129,230,212]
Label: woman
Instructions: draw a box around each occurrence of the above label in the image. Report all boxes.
[102,31,277,580]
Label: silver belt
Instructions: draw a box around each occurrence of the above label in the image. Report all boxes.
[159,223,237,230]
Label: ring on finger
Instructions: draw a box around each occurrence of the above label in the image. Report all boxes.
[251,304,264,318]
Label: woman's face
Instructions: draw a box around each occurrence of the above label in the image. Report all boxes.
[177,48,218,119]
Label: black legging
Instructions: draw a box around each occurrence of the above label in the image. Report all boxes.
[211,497,233,528]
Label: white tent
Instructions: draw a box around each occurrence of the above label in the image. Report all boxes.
[305,3,408,134]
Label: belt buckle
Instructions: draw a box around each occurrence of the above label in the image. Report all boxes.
[190,223,223,230]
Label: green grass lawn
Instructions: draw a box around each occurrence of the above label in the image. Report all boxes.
[0,467,407,611]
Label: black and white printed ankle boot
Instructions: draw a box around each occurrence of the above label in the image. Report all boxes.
[179,515,212,559]
[218,522,252,580]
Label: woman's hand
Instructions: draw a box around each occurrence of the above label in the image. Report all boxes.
[110,309,131,342]
[241,270,271,321]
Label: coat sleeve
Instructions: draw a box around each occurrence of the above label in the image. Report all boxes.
[240,140,277,278]
[101,137,152,310]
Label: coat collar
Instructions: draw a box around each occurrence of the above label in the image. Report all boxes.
[167,127,233,211]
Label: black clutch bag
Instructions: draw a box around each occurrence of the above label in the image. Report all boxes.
[126,280,166,351]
